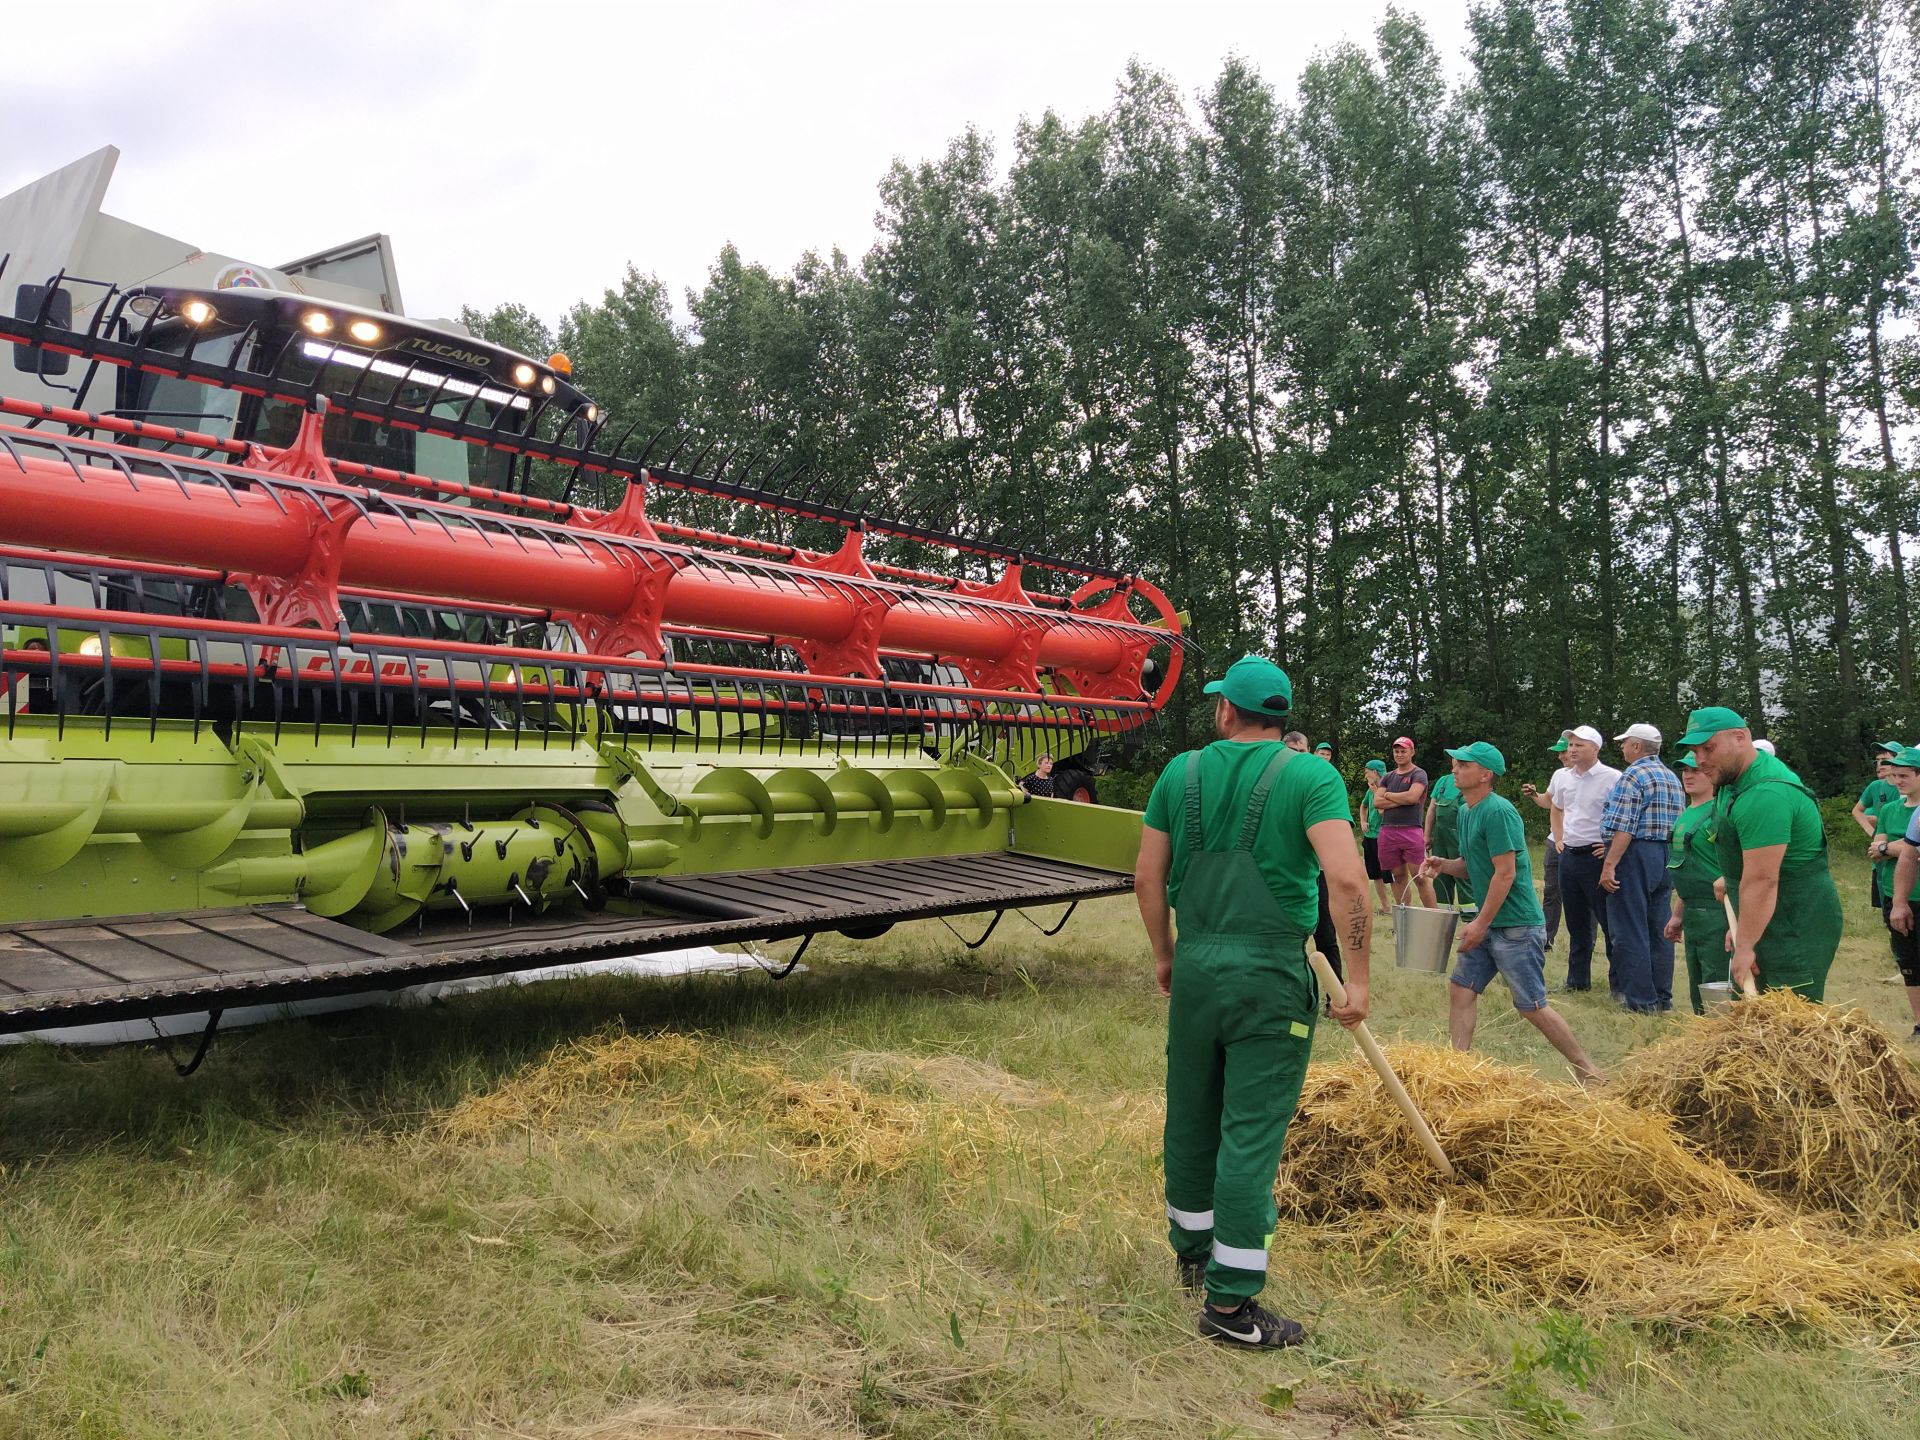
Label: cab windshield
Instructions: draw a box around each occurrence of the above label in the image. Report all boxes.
[121,324,517,489]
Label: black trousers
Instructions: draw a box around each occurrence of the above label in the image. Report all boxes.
[1541,840,1562,946]
[1558,844,1612,990]
[1885,899,1920,987]
[1314,871,1343,979]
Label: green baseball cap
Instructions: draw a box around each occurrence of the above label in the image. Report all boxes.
[1678,751,1700,768]
[1444,741,1507,775]
[1314,741,1332,755]
[1201,654,1293,717]
[1548,737,1568,753]
[1676,705,1748,746]
[1876,740,1904,756]
[1365,759,1388,774]
[1888,746,1920,769]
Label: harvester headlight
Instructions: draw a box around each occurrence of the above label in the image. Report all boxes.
[584,404,598,423]
[539,375,556,395]
[301,310,334,336]
[347,318,382,344]
[512,362,537,386]
[181,299,217,326]
[78,636,104,656]
[127,295,162,320]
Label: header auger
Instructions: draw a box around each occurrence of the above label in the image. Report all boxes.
[0,250,1185,1044]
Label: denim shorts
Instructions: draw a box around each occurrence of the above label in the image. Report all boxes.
[1450,924,1549,1011]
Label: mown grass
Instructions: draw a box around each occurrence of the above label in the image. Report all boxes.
[1,847,1916,1439]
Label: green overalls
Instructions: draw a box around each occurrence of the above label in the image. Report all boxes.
[1714,775,1844,1002]
[1429,777,1475,914]
[1164,750,1318,1306]
[1666,802,1728,1013]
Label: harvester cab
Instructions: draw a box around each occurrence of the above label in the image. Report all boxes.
[100,284,594,490]
[0,149,1190,1045]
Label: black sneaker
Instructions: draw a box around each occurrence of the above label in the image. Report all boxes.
[1177,1255,1206,1294]
[1197,1298,1305,1350]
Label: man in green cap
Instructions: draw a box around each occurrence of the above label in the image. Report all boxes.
[1136,654,1373,1349]
[1358,759,1393,915]
[1681,707,1843,1000]
[1871,746,1920,1040]
[1418,743,1602,1085]
[1854,743,1904,910]
[1662,751,1728,1013]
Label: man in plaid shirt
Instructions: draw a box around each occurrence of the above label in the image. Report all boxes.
[1599,723,1687,1012]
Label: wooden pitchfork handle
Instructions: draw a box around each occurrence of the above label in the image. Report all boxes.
[1306,950,1455,1180]
[1721,895,1762,998]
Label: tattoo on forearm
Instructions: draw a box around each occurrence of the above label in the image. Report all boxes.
[1343,897,1367,954]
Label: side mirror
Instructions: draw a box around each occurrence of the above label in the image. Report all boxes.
[12,284,73,376]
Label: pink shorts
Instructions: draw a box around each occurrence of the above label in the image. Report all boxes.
[1377,828,1427,871]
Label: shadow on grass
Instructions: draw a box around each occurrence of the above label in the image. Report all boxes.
[0,932,1136,1165]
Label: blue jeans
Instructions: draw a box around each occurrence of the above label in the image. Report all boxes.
[1557,845,1611,989]
[1604,838,1675,1011]
[1450,925,1550,1011]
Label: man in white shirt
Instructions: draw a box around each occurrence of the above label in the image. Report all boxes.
[1549,725,1622,993]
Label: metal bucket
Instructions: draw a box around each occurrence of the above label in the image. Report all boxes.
[1698,981,1736,1014]
[1394,905,1459,974]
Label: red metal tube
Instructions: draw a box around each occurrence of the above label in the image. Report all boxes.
[0,443,1156,690]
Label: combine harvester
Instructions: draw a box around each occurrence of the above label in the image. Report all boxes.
[0,150,1185,1053]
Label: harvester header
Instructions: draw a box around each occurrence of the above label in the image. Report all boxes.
[0,210,1185,1044]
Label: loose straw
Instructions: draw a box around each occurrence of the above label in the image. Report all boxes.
[1307,949,1454,1179]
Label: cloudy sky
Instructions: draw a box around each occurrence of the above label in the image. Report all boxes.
[3,0,1470,327]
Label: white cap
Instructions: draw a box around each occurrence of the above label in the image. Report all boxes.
[1613,723,1662,744]
[1563,725,1604,746]
[1754,738,1777,756]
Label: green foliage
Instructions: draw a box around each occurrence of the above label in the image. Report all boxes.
[1500,1311,1603,1433]
[464,1,1920,790]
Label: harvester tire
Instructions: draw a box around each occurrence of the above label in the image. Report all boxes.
[1053,767,1097,805]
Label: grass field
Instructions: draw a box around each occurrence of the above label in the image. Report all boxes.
[2,846,1917,1439]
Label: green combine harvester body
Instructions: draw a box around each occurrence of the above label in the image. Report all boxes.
[0,153,1183,1040]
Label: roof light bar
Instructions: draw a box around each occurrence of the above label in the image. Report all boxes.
[300,341,531,411]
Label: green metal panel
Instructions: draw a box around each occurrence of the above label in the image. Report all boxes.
[1011,795,1143,877]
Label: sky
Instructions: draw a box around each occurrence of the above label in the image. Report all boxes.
[1,0,1471,328]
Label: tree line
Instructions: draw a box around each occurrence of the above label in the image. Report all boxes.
[464,0,1920,796]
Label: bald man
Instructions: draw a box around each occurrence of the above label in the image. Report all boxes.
[1678,706,1843,1000]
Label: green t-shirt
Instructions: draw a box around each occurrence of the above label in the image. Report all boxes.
[1429,773,1462,856]
[1859,777,1897,814]
[1361,788,1382,839]
[1457,790,1546,929]
[1143,740,1352,929]
[1714,750,1826,868]
[1874,796,1919,900]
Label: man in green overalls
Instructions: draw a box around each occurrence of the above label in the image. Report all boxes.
[1425,769,1476,916]
[1136,654,1373,1350]
[1870,746,1920,1038]
[1662,751,1728,1013]
[1679,707,1843,1000]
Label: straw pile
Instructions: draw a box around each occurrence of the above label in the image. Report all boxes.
[1614,991,1920,1229]
[437,1028,1018,1186]
[438,1030,706,1140]
[1275,1039,1920,1324]
[756,1065,1015,1182]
